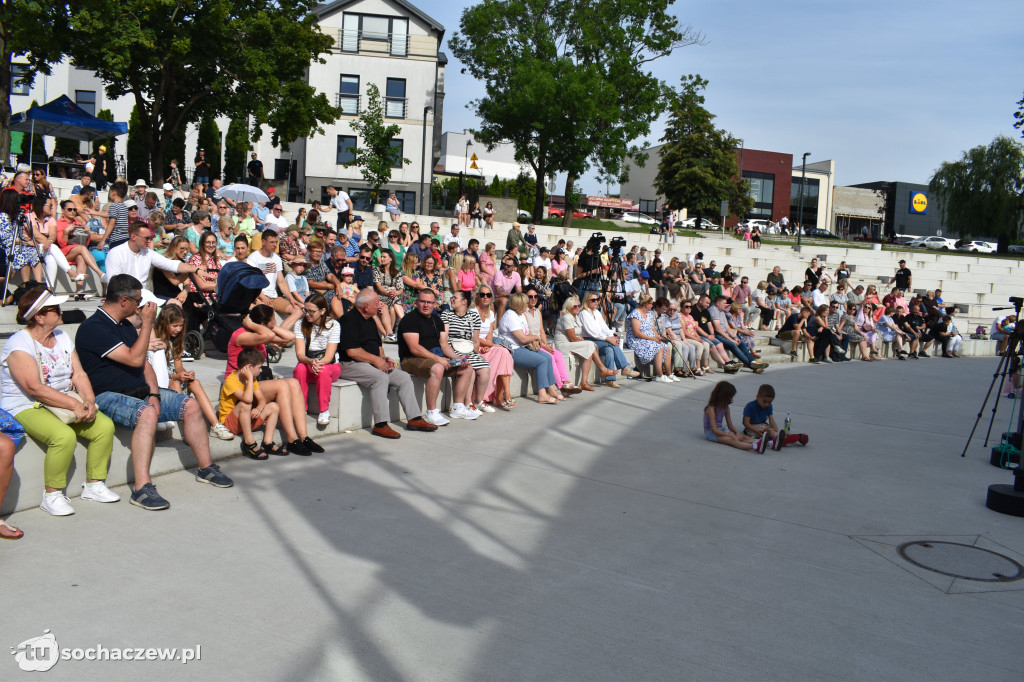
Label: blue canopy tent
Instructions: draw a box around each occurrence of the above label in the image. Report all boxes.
[9,94,127,167]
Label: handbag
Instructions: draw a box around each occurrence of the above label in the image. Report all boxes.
[450,338,475,354]
[67,224,91,246]
[32,341,83,424]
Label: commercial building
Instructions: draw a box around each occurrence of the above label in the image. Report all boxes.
[438,130,526,182]
[846,181,947,240]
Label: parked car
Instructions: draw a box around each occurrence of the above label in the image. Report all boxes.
[804,228,840,239]
[681,217,718,229]
[547,206,593,219]
[1009,244,1024,254]
[615,211,658,226]
[516,209,532,221]
[958,240,996,253]
[913,236,958,250]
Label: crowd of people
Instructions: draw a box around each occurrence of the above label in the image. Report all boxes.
[0,169,992,537]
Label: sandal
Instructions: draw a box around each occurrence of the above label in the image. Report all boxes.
[261,442,288,456]
[241,441,267,460]
[0,521,24,540]
[502,399,516,409]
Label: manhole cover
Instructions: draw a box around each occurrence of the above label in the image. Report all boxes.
[897,541,1024,582]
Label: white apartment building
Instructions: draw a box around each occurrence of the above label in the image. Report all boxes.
[8,0,446,212]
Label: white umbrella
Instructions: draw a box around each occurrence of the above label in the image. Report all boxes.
[217,183,269,204]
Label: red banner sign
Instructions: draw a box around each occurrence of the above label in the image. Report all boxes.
[586,196,634,210]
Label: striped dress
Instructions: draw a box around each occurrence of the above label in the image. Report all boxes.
[440,308,489,370]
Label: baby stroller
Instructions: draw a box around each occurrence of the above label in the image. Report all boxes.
[183,261,282,363]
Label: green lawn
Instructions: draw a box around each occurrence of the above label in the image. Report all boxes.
[538,217,704,240]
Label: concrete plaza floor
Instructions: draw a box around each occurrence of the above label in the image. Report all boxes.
[3,357,1023,680]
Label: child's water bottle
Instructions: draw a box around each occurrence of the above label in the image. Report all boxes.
[784,412,792,432]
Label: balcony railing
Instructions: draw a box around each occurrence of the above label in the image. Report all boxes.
[336,30,437,58]
[336,93,360,115]
[385,97,407,119]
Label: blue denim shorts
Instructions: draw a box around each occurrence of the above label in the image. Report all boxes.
[95,388,190,429]
[704,428,718,442]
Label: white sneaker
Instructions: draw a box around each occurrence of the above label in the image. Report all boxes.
[425,410,450,427]
[209,423,235,441]
[81,480,120,503]
[449,404,480,420]
[476,402,496,413]
[656,375,672,383]
[317,411,331,426]
[669,374,681,382]
[465,404,484,418]
[40,490,75,516]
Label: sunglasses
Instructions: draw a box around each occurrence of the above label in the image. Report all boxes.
[527,295,538,300]
[477,292,493,298]
[39,305,61,315]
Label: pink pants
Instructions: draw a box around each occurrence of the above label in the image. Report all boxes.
[481,345,513,403]
[542,348,569,386]
[293,362,342,412]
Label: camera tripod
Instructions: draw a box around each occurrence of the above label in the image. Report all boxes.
[961,298,1024,516]
[2,208,55,306]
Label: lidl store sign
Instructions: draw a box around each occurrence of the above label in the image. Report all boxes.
[910,192,928,214]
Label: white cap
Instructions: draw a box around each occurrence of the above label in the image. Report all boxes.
[24,290,69,320]
[123,199,137,208]
[135,179,147,187]
[162,183,174,191]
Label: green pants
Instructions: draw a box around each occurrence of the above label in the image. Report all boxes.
[15,406,116,490]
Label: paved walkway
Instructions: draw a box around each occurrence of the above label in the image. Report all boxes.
[3,358,1022,680]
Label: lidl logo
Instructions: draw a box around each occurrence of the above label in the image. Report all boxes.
[910,192,928,214]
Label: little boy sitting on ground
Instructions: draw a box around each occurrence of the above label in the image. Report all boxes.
[742,384,784,451]
[219,347,281,460]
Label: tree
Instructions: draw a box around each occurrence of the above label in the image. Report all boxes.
[54,136,79,159]
[91,109,115,158]
[451,0,702,225]
[929,136,1024,253]
[224,118,249,184]
[1015,90,1023,139]
[0,1,70,162]
[126,105,149,182]
[63,0,338,184]
[197,118,222,181]
[654,75,753,228]
[345,83,409,204]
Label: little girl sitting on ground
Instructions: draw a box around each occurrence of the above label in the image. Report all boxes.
[703,380,768,453]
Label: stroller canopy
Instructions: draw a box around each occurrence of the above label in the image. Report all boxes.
[217,261,269,314]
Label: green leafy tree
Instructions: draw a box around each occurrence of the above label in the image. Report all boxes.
[1015,90,1023,139]
[929,135,1024,253]
[166,123,187,182]
[345,83,409,204]
[451,0,702,225]
[54,136,79,158]
[126,105,149,182]
[0,1,70,161]
[654,75,753,227]
[64,0,338,184]
[196,118,222,182]
[224,118,249,183]
[91,109,115,158]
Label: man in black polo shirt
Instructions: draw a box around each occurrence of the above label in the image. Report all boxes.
[890,259,912,292]
[76,274,232,510]
[901,302,926,358]
[337,289,438,439]
[397,288,476,425]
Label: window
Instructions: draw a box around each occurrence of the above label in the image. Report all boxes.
[336,135,357,165]
[638,199,657,214]
[743,171,775,220]
[790,176,820,227]
[11,64,30,96]
[389,139,404,168]
[341,14,409,56]
[392,190,415,213]
[75,90,97,116]
[385,78,406,118]
[338,75,359,115]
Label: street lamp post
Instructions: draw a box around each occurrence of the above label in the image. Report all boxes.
[797,152,810,251]
[419,106,432,215]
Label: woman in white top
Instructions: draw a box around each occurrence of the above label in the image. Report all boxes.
[474,286,515,409]
[554,295,619,391]
[578,291,639,386]
[522,285,578,394]
[0,288,117,518]
[497,293,562,404]
[293,293,341,425]
[457,194,470,227]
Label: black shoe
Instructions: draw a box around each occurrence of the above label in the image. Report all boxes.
[908,352,918,359]
[302,437,325,454]
[288,439,312,456]
[918,350,929,358]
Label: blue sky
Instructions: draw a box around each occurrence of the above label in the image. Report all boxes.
[417,0,1024,192]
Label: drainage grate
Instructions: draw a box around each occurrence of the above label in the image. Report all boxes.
[897,541,1024,582]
